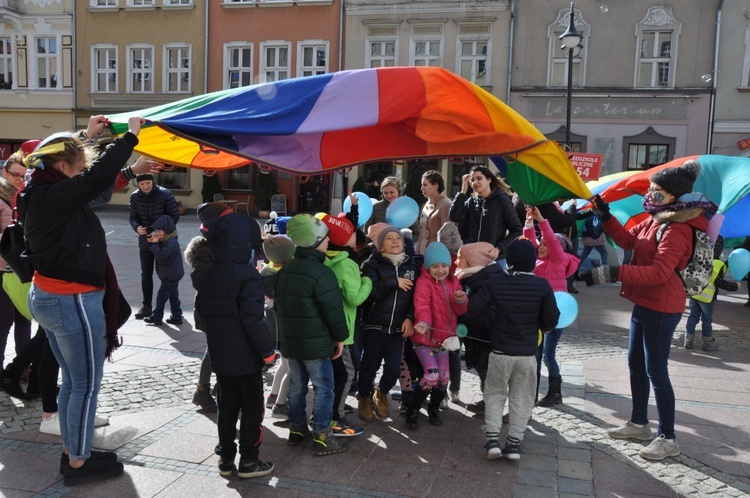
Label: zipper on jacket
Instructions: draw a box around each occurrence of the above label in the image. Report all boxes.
[388,262,400,333]
[478,198,484,241]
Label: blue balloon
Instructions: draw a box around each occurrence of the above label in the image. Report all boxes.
[343,192,373,227]
[456,323,468,338]
[728,248,750,280]
[385,196,420,229]
[554,291,578,329]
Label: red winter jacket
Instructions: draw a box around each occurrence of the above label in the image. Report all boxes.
[412,267,468,348]
[604,207,708,314]
[524,219,579,292]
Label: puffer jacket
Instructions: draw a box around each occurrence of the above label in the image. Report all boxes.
[524,219,579,292]
[148,215,184,283]
[604,206,709,314]
[196,213,274,376]
[18,133,138,287]
[129,184,179,249]
[449,188,522,257]
[324,250,372,344]
[464,269,559,356]
[276,246,349,360]
[361,252,420,334]
[184,234,211,331]
[412,267,467,348]
[0,178,18,269]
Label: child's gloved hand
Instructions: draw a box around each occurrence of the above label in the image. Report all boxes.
[592,194,613,221]
[262,350,278,371]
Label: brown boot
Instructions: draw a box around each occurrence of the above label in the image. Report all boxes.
[358,394,375,422]
[373,387,390,419]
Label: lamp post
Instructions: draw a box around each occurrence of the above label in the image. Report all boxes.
[559,2,583,149]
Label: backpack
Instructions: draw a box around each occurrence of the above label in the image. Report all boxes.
[583,214,604,239]
[656,222,713,297]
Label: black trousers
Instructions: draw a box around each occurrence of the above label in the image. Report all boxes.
[216,372,264,462]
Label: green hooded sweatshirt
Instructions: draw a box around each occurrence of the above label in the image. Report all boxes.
[325,250,373,345]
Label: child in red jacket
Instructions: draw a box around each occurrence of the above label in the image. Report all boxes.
[407,242,467,429]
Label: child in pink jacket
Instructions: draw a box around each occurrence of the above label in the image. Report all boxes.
[523,206,579,408]
[407,242,467,430]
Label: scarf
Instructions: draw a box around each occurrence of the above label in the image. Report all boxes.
[454,265,485,281]
[642,195,718,217]
[381,252,407,266]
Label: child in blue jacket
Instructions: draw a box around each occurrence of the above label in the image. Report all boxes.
[144,215,184,326]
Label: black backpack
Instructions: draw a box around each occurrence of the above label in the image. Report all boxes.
[583,214,604,239]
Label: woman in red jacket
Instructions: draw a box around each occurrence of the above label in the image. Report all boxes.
[581,160,717,461]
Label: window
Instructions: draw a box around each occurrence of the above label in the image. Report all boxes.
[261,42,290,82]
[91,0,117,6]
[298,42,328,77]
[0,37,12,89]
[366,25,398,68]
[128,45,153,92]
[741,22,750,88]
[126,0,154,6]
[228,164,255,189]
[634,6,681,89]
[158,166,189,190]
[35,37,58,89]
[166,0,192,4]
[456,24,491,86]
[92,45,118,93]
[225,43,253,89]
[547,8,589,87]
[164,44,191,93]
[623,127,675,170]
[410,25,443,67]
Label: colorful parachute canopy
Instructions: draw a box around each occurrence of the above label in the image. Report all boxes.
[575,155,750,238]
[107,67,591,205]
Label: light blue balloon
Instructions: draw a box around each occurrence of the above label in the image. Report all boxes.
[385,196,419,229]
[554,291,578,329]
[728,248,750,280]
[343,192,373,227]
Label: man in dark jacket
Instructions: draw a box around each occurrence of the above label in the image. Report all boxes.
[196,212,276,479]
[128,174,179,319]
[464,238,559,461]
[276,214,350,456]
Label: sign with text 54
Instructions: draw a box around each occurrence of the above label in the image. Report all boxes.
[568,153,603,181]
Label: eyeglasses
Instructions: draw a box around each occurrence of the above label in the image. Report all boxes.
[4,170,25,180]
[647,187,665,194]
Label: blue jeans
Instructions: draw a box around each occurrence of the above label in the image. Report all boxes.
[628,305,681,440]
[152,280,181,321]
[578,244,609,267]
[287,357,334,432]
[542,328,563,378]
[29,286,106,460]
[685,298,714,337]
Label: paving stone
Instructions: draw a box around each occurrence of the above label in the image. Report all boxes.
[558,477,594,495]
[558,459,594,481]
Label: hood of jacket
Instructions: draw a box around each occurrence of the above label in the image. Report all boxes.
[0,178,17,207]
[151,214,176,234]
[209,213,256,264]
[653,206,709,231]
[184,235,209,266]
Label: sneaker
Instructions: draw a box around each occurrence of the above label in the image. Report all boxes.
[331,419,364,437]
[134,306,152,320]
[218,458,235,477]
[265,394,278,409]
[684,333,694,349]
[567,284,579,294]
[271,404,288,418]
[638,435,680,461]
[40,413,62,436]
[238,459,274,479]
[63,458,124,487]
[501,441,521,460]
[484,440,502,460]
[0,370,36,400]
[143,316,163,326]
[440,397,448,409]
[467,400,485,414]
[288,422,313,446]
[312,424,349,456]
[449,391,460,403]
[60,451,117,474]
[166,316,183,325]
[702,337,718,351]
[94,414,110,427]
[607,422,652,441]
[390,391,403,401]
[343,404,354,414]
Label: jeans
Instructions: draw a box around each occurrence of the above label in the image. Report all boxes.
[685,298,714,337]
[542,328,563,378]
[139,247,155,308]
[628,305,681,440]
[29,286,106,460]
[216,372,264,462]
[578,244,609,267]
[152,280,181,321]
[287,357,334,432]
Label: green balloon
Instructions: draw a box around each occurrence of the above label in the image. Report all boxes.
[456,324,468,338]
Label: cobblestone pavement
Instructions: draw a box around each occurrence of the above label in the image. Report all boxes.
[1,208,749,497]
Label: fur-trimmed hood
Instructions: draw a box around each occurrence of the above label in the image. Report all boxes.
[184,235,209,267]
[0,177,18,207]
[652,206,705,225]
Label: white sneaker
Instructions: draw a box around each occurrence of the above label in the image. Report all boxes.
[40,413,109,435]
[39,413,61,435]
[607,422,652,441]
[639,435,680,461]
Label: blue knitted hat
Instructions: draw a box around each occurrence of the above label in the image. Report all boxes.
[424,242,451,269]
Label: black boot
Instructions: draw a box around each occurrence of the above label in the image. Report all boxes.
[0,368,35,400]
[399,390,413,414]
[404,388,429,430]
[427,387,447,426]
[537,376,563,407]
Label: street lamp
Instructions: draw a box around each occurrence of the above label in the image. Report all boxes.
[559,2,583,149]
